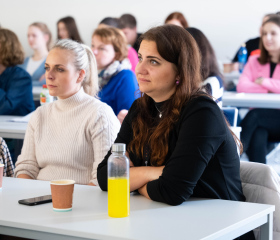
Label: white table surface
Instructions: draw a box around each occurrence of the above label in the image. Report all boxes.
[0,116,27,139]
[223,91,280,109]
[0,177,275,240]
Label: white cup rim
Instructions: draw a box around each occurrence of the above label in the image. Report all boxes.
[50,179,75,185]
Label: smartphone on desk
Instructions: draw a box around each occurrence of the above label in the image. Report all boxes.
[18,195,52,206]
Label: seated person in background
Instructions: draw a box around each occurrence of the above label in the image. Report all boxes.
[0,29,35,116]
[19,22,52,86]
[232,13,275,63]
[164,12,189,28]
[97,26,255,240]
[0,28,35,164]
[98,17,121,29]
[119,13,141,52]
[15,39,120,185]
[186,27,223,107]
[238,15,280,164]
[98,17,138,73]
[57,16,83,43]
[91,27,138,123]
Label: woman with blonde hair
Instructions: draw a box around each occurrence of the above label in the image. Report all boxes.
[15,39,120,186]
[19,22,52,86]
[91,27,138,122]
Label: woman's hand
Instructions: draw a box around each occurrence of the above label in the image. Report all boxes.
[255,77,264,85]
[138,184,151,199]
[117,109,128,124]
[88,182,96,186]
[17,174,33,179]
[130,165,164,191]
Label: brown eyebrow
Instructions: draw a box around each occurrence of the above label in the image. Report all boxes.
[147,56,162,61]
[138,53,162,61]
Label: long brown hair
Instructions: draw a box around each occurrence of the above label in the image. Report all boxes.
[186,27,222,81]
[259,15,280,64]
[165,12,189,28]
[57,16,83,43]
[0,29,24,66]
[128,25,202,166]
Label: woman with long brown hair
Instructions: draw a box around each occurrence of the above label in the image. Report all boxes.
[186,27,224,107]
[57,16,83,43]
[97,26,253,239]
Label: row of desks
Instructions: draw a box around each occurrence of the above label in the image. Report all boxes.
[0,91,277,239]
[0,177,275,240]
[1,92,279,140]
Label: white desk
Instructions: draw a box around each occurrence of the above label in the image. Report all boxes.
[33,86,41,101]
[223,91,280,109]
[0,177,275,240]
[0,116,27,139]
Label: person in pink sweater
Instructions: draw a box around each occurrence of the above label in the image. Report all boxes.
[238,15,280,164]
[237,16,280,93]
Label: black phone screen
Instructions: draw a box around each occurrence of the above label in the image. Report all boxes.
[18,195,52,206]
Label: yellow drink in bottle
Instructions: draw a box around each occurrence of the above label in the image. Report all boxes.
[108,177,130,218]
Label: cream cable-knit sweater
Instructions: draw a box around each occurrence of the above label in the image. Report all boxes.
[15,88,120,185]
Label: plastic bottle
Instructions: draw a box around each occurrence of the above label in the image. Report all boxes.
[238,43,248,73]
[108,143,130,218]
[40,84,53,105]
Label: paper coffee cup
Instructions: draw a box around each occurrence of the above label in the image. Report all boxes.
[50,179,75,212]
[0,164,4,189]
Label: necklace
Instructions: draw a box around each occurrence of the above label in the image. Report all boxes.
[155,104,163,118]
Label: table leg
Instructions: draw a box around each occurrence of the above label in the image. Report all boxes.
[260,213,273,240]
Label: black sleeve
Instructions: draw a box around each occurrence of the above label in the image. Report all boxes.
[97,101,137,190]
[146,100,227,206]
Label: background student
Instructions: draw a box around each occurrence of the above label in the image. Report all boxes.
[91,27,138,123]
[186,27,224,107]
[97,17,138,73]
[57,16,83,43]
[0,28,35,163]
[237,15,280,164]
[119,13,141,52]
[19,22,52,86]
[164,12,189,28]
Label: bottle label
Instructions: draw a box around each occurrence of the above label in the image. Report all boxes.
[40,97,46,104]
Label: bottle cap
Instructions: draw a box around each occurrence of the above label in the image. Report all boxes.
[241,43,246,47]
[42,84,47,88]
[112,143,126,152]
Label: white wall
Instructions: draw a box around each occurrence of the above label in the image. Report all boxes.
[0,0,278,62]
